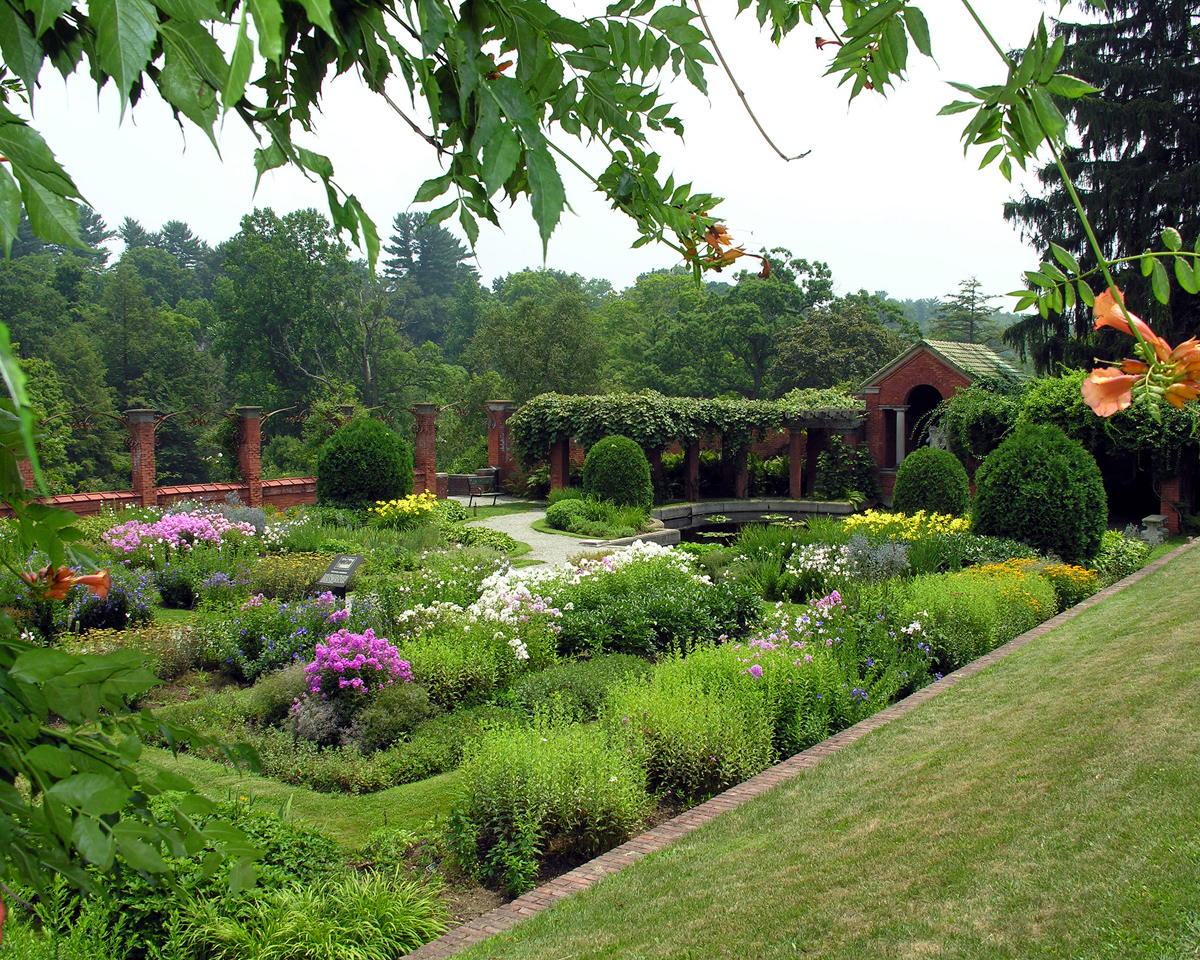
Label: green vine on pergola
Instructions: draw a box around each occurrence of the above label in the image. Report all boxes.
[507,388,865,463]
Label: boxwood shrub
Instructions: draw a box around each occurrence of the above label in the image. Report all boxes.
[891,446,971,517]
[973,423,1107,564]
[316,418,413,509]
[582,434,654,507]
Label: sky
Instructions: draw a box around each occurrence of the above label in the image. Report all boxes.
[21,0,1071,302]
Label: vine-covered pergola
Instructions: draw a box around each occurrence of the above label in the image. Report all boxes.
[503,390,867,499]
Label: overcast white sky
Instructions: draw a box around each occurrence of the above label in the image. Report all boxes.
[23,0,1069,301]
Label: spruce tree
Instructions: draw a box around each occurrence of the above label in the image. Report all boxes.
[1004,0,1200,372]
[929,277,999,344]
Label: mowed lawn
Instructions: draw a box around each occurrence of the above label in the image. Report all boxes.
[457,544,1200,960]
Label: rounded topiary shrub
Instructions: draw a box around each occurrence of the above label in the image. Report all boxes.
[582,435,653,507]
[316,418,413,509]
[546,498,588,530]
[973,423,1107,564]
[891,447,971,517]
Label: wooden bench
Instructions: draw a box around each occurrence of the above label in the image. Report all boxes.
[468,472,501,508]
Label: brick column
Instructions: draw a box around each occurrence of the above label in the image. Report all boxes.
[17,458,34,491]
[236,406,263,507]
[548,439,571,491]
[646,446,663,495]
[1160,475,1183,534]
[486,400,518,484]
[684,441,700,502]
[414,403,437,493]
[805,428,826,498]
[788,426,804,499]
[126,408,157,507]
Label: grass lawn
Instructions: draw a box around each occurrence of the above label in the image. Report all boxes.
[153,606,199,625]
[455,544,1200,960]
[464,502,542,520]
[143,747,462,849]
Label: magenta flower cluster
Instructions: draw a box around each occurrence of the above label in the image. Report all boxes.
[303,627,413,699]
[103,509,257,554]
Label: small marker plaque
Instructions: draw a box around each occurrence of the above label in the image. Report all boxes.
[315,554,365,596]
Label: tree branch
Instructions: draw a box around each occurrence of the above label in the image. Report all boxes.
[691,0,811,162]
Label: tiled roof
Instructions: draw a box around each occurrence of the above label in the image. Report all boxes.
[922,339,1029,382]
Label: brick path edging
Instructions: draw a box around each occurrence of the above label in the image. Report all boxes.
[408,540,1197,959]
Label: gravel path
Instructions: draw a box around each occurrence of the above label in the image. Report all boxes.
[456,500,590,566]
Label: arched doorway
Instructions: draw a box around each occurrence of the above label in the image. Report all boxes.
[904,384,943,455]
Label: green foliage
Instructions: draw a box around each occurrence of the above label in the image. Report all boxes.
[245,663,309,727]
[891,447,971,517]
[974,424,1107,564]
[511,655,653,723]
[814,437,879,502]
[545,486,585,506]
[934,384,1022,468]
[448,721,648,895]
[605,654,775,804]
[316,418,413,510]
[1091,528,1151,587]
[509,390,864,465]
[177,869,448,960]
[546,498,588,530]
[582,435,654,508]
[245,553,335,600]
[352,683,442,754]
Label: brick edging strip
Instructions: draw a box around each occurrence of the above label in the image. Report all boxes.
[408,539,1197,959]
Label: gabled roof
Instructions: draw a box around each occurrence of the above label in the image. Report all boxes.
[859,339,1028,391]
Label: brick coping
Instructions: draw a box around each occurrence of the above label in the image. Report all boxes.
[408,539,1197,959]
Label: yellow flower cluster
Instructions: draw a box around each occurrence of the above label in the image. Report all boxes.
[959,560,1052,620]
[373,492,440,526]
[842,509,971,540]
[1000,558,1099,611]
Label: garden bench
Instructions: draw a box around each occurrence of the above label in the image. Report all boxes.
[468,472,501,508]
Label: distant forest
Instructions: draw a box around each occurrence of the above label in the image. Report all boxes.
[0,206,1023,492]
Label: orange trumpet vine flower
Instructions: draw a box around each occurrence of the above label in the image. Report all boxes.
[20,565,111,602]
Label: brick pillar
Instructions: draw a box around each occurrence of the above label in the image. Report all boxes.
[734,447,749,499]
[126,408,157,507]
[17,457,34,490]
[486,400,518,485]
[1160,475,1183,535]
[414,403,437,493]
[788,426,804,499]
[647,446,663,494]
[684,441,700,502]
[236,406,263,507]
[548,439,570,491]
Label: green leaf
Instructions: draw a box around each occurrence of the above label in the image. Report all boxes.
[1050,242,1080,275]
[0,1,44,90]
[1175,257,1199,295]
[414,172,452,204]
[664,22,705,44]
[1161,226,1182,252]
[115,834,168,873]
[902,6,930,57]
[295,0,334,37]
[842,0,902,39]
[526,146,564,255]
[1043,73,1102,98]
[424,198,459,229]
[1141,252,1154,277]
[10,647,77,683]
[152,0,218,17]
[481,127,520,196]
[1077,279,1096,308]
[47,773,129,816]
[648,5,695,29]
[978,143,1003,169]
[228,855,257,894]
[248,0,283,60]
[458,204,479,248]
[157,19,229,90]
[158,43,220,147]
[937,100,976,116]
[24,743,73,779]
[23,0,73,37]
[0,164,22,258]
[90,0,159,112]
[1151,258,1170,304]
[72,818,116,870]
[223,8,253,110]
[345,195,379,270]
